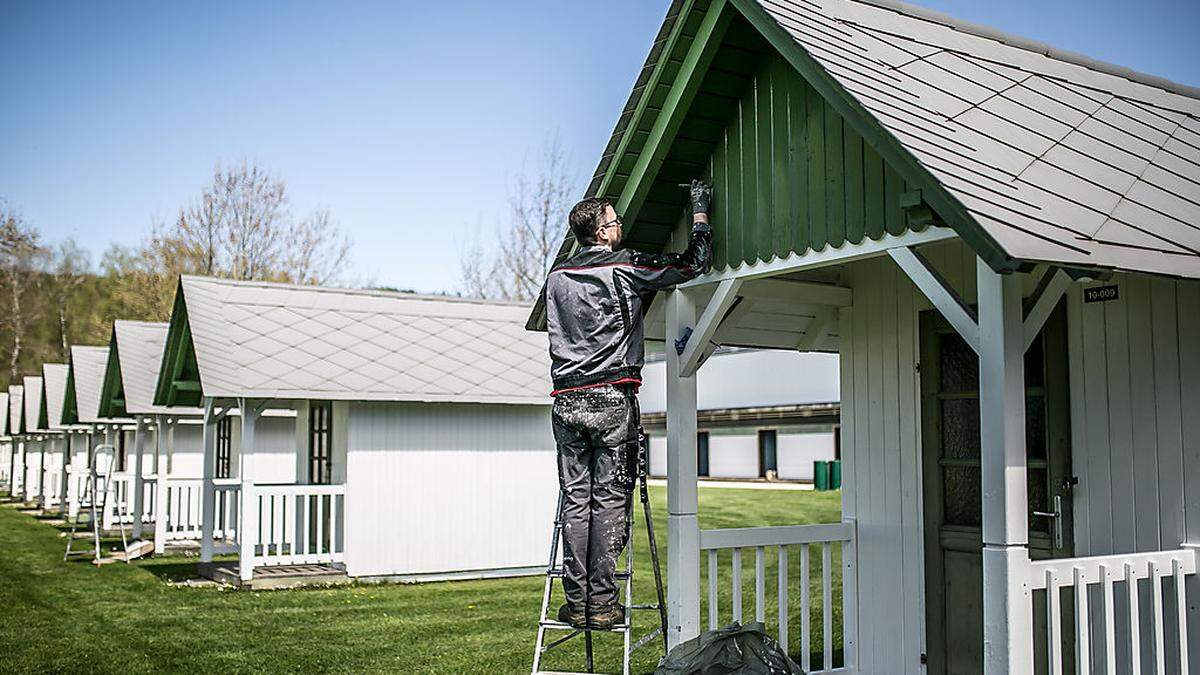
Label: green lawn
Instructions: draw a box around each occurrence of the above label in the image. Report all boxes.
[0,486,841,674]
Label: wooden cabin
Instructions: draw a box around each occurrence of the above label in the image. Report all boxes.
[38,363,70,511]
[528,0,1200,672]
[152,275,557,587]
[7,385,23,498]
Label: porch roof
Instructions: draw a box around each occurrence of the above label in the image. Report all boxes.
[100,320,204,418]
[22,376,45,433]
[40,363,70,431]
[65,345,130,425]
[527,0,1200,330]
[154,276,552,407]
[8,386,22,435]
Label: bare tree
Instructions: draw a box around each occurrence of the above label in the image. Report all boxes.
[459,136,578,301]
[45,239,91,361]
[0,205,44,381]
[156,160,351,284]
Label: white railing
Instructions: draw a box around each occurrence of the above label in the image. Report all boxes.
[1029,547,1197,675]
[160,478,238,542]
[213,479,240,543]
[700,520,857,674]
[242,483,346,572]
[163,478,204,539]
[138,476,157,523]
[41,468,62,508]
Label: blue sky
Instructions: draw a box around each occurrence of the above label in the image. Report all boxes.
[2,0,1197,294]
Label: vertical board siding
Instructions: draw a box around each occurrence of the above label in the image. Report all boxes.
[705,52,919,268]
[1069,273,1200,670]
[344,402,557,578]
[840,255,930,674]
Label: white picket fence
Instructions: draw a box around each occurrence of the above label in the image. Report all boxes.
[700,520,857,674]
[1029,547,1197,675]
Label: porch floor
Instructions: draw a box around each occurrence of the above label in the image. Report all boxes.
[198,561,349,590]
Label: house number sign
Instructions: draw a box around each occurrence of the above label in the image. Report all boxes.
[1083,285,1119,303]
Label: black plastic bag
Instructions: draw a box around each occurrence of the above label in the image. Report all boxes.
[655,622,804,674]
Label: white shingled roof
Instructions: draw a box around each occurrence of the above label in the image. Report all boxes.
[755,0,1200,277]
[8,386,23,434]
[71,345,128,424]
[114,321,204,416]
[174,276,551,405]
[41,363,70,431]
[23,376,45,433]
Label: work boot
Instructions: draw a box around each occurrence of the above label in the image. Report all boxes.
[557,603,587,629]
[588,605,625,630]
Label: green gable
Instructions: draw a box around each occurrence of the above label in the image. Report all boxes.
[594,1,935,266]
[97,326,127,418]
[154,280,203,408]
[529,0,993,330]
[61,365,78,425]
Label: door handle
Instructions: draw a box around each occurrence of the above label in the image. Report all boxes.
[1032,495,1063,550]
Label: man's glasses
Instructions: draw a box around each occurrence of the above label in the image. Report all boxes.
[599,216,623,231]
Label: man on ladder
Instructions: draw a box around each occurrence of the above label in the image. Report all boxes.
[543,181,713,632]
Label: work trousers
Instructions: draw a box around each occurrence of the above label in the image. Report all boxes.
[551,384,639,611]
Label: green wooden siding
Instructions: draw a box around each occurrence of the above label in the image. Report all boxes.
[705,50,920,269]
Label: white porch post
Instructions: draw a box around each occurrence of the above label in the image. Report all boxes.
[976,258,1034,673]
[238,398,258,582]
[37,439,48,508]
[101,426,117,531]
[666,288,701,648]
[153,416,169,554]
[60,434,71,516]
[199,398,217,563]
[59,433,72,515]
[131,417,147,539]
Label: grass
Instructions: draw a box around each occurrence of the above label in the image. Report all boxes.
[0,486,841,674]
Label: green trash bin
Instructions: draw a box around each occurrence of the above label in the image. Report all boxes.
[812,460,830,491]
[830,460,842,490]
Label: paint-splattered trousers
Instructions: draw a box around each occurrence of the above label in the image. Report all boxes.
[551,384,640,612]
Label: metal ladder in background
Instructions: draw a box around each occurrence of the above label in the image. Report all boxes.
[64,445,127,564]
[531,437,668,675]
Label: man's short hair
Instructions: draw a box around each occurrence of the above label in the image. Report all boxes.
[569,197,610,246]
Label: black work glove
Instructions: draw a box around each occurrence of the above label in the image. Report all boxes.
[689,179,713,216]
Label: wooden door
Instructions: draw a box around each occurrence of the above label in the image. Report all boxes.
[921,302,1075,675]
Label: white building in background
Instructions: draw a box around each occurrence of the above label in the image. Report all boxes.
[639,349,839,481]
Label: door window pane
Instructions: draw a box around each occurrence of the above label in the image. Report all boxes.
[943,465,981,527]
[941,398,980,459]
[939,333,978,393]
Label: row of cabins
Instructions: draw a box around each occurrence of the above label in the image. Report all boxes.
[0,276,838,588]
[1,276,560,585]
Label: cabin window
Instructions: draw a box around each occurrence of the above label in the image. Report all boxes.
[215,416,233,479]
[116,431,127,472]
[697,431,710,478]
[309,401,332,485]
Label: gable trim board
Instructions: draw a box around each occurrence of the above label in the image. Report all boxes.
[528,0,1200,330]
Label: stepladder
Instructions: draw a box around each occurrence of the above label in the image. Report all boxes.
[63,445,130,565]
[531,437,668,675]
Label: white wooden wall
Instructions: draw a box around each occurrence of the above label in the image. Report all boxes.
[776,428,837,480]
[24,438,44,497]
[839,253,933,675]
[343,401,557,579]
[166,423,204,478]
[1067,273,1200,670]
[232,413,297,483]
